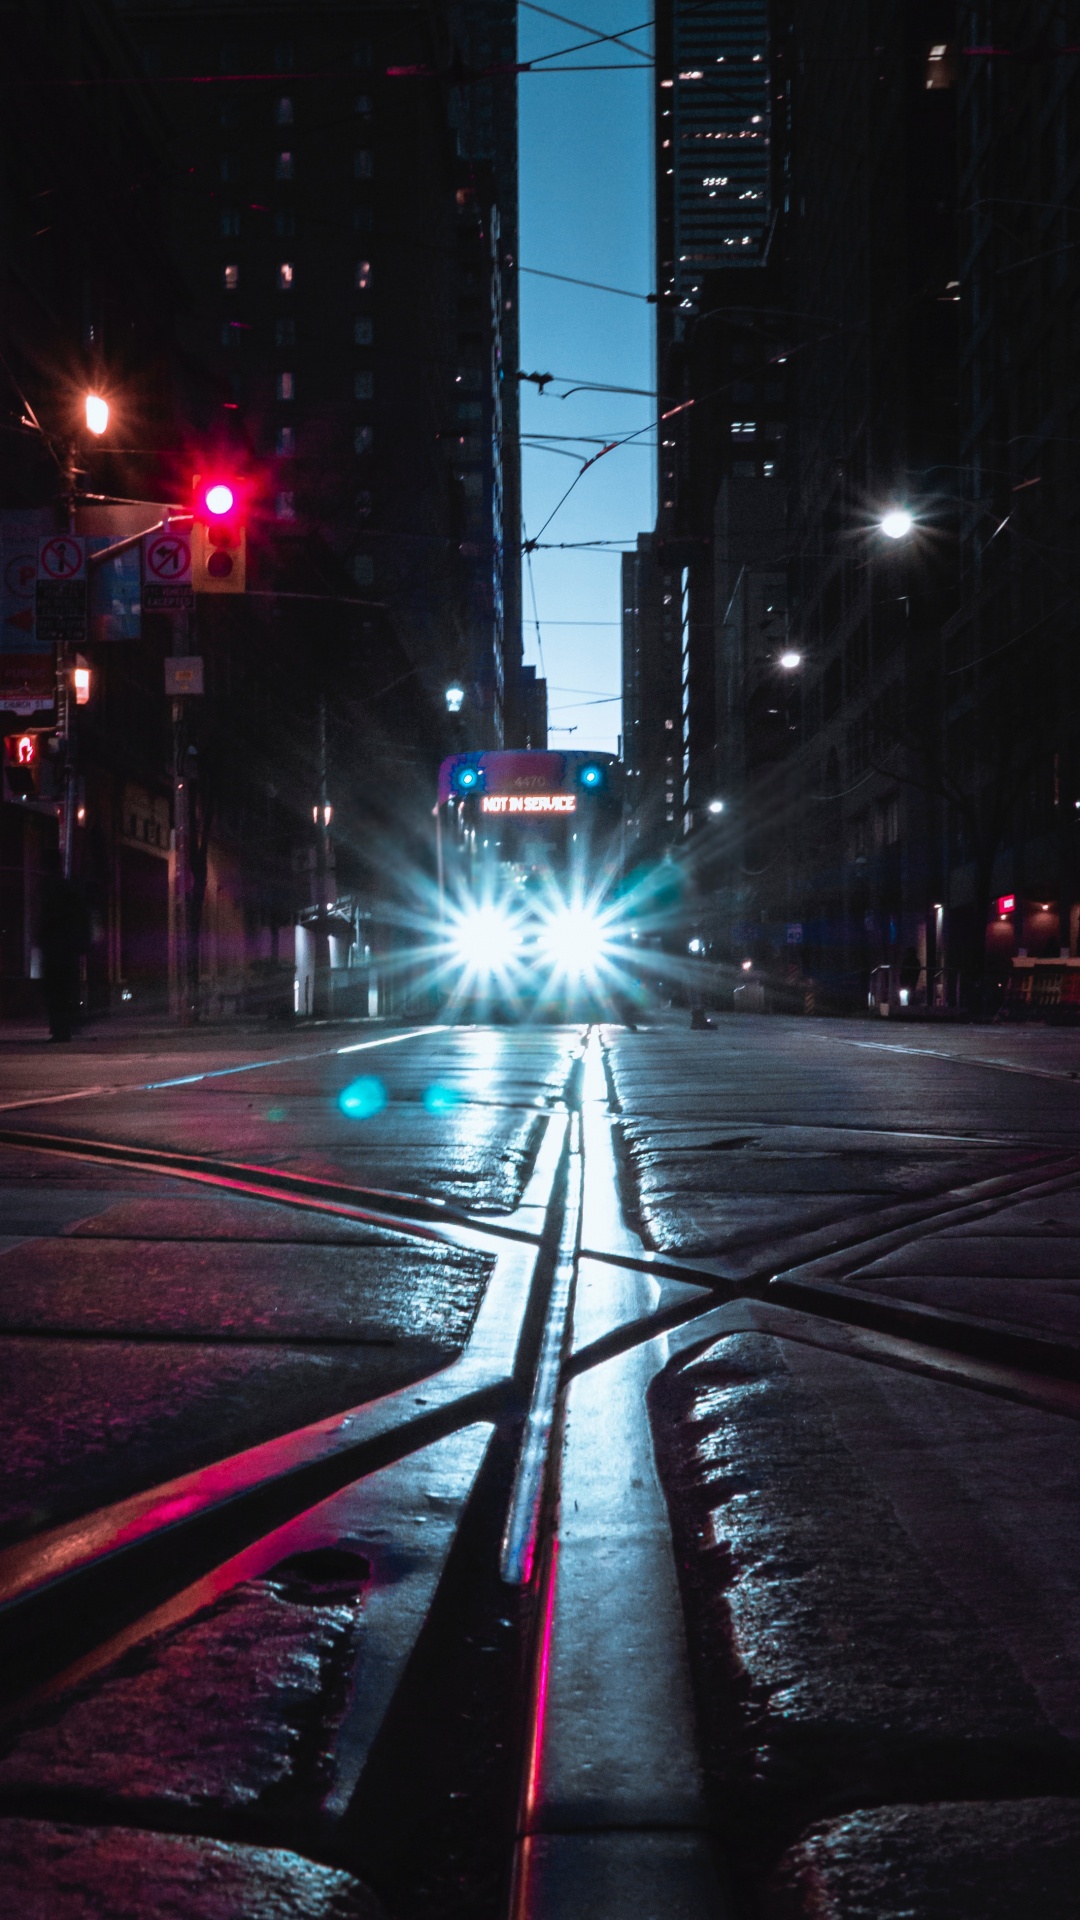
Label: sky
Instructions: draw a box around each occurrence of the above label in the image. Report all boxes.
[516,1,654,755]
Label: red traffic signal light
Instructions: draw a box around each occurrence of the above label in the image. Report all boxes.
[192,473,247,593]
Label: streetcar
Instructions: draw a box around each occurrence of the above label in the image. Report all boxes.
[435,748,628,1017]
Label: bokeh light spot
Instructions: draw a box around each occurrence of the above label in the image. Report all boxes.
[338,1077,387,1119]
[423,1083,461,1115]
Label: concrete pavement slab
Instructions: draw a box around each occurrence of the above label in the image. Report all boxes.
[762,1799,1080,1919]
[0,1818,385,1917]
[649,1316,1080,1833]
[607,1021,1080,1264]
[0,1335,462,1545]
[0,1236,492,1341]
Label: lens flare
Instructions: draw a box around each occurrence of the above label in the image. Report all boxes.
[423,1083,461,1114]
[338,1076,387,1119]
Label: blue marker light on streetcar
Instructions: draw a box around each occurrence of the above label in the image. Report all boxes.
[453,765,480,792]
[338,1076,387,1119]
[579,764,603,789]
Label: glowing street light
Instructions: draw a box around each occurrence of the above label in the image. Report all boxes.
[84,394,109,436]
[707,798,725,815]
[879,507,914,541]
[778,650,802,669]
[445,684,465,714]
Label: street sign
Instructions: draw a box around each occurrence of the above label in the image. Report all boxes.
[165,655,204,696]
[144,530,194,613]
[0,509,53,713]
[36,536,87,660]
[38,535,86,583]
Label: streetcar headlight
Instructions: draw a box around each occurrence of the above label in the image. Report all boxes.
[540,904,612,979]
[449,902,518,973]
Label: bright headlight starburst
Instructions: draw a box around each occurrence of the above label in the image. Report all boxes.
[449,901,520,974]
[539,901,614,980]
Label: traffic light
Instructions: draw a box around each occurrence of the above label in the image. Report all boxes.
[3,731,56,805]
[192,474,246,593]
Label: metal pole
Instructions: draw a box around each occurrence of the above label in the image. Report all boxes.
[312,694,332,1017]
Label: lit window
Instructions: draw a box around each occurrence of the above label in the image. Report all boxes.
[354,425,373,454]
[220,209,240,236]
[353,150,373,179]
[278,370,294,400]
[731,420,756,437]
[224,263,239,291]
[354,317,373,345]
[275,317,295,347]
[353,554,374,586]
[278,261,294,290]
[276,96,293,124]
[220,155,235,182]
[354,371,373,400]
[276,426,295,454]
[276,490,296,520]
[276,151,294,180]
[356,259,372,289]
[763,460,775,477]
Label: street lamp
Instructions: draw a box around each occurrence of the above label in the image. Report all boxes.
[707,798,725,815]
[879,507,914,540]
[84,394,109,436]
[445,684,465,714]
[778,649,802,670]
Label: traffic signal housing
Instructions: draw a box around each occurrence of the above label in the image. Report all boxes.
[3,731,57,806]
[192,474,246,593]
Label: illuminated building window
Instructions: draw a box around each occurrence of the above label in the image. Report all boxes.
[276,426,295,454]
[356,259,372,290]
[275,317,295,347]
[220,209,240,236]
[354,425,373,454]
[731,420,756,438]
[277,371,294,400]
[275,151,294,180]
[276,96,293,125]
[278,261,294,290]
[275,490,296,520]
[354,371,373,400]
[220,155,235,182]
[353,150,373,179]
[223,263,239,291]
[354,317,373,345]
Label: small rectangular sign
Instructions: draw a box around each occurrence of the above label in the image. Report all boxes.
[165,655,204,696]
[481,793,576,815]
[997,894,1016,915]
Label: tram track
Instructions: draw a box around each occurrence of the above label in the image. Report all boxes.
[5,1023,1080,1916]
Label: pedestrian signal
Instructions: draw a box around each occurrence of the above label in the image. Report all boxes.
[4,731,51,803]
[192,474,247,593]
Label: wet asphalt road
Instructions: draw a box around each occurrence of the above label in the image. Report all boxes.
[3,1013,1080,1918]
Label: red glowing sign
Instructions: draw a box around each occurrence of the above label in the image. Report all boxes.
[481,794,576,815]
[997,894,1016,915]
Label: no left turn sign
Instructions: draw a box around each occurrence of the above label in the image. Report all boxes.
[144,532,192,585]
